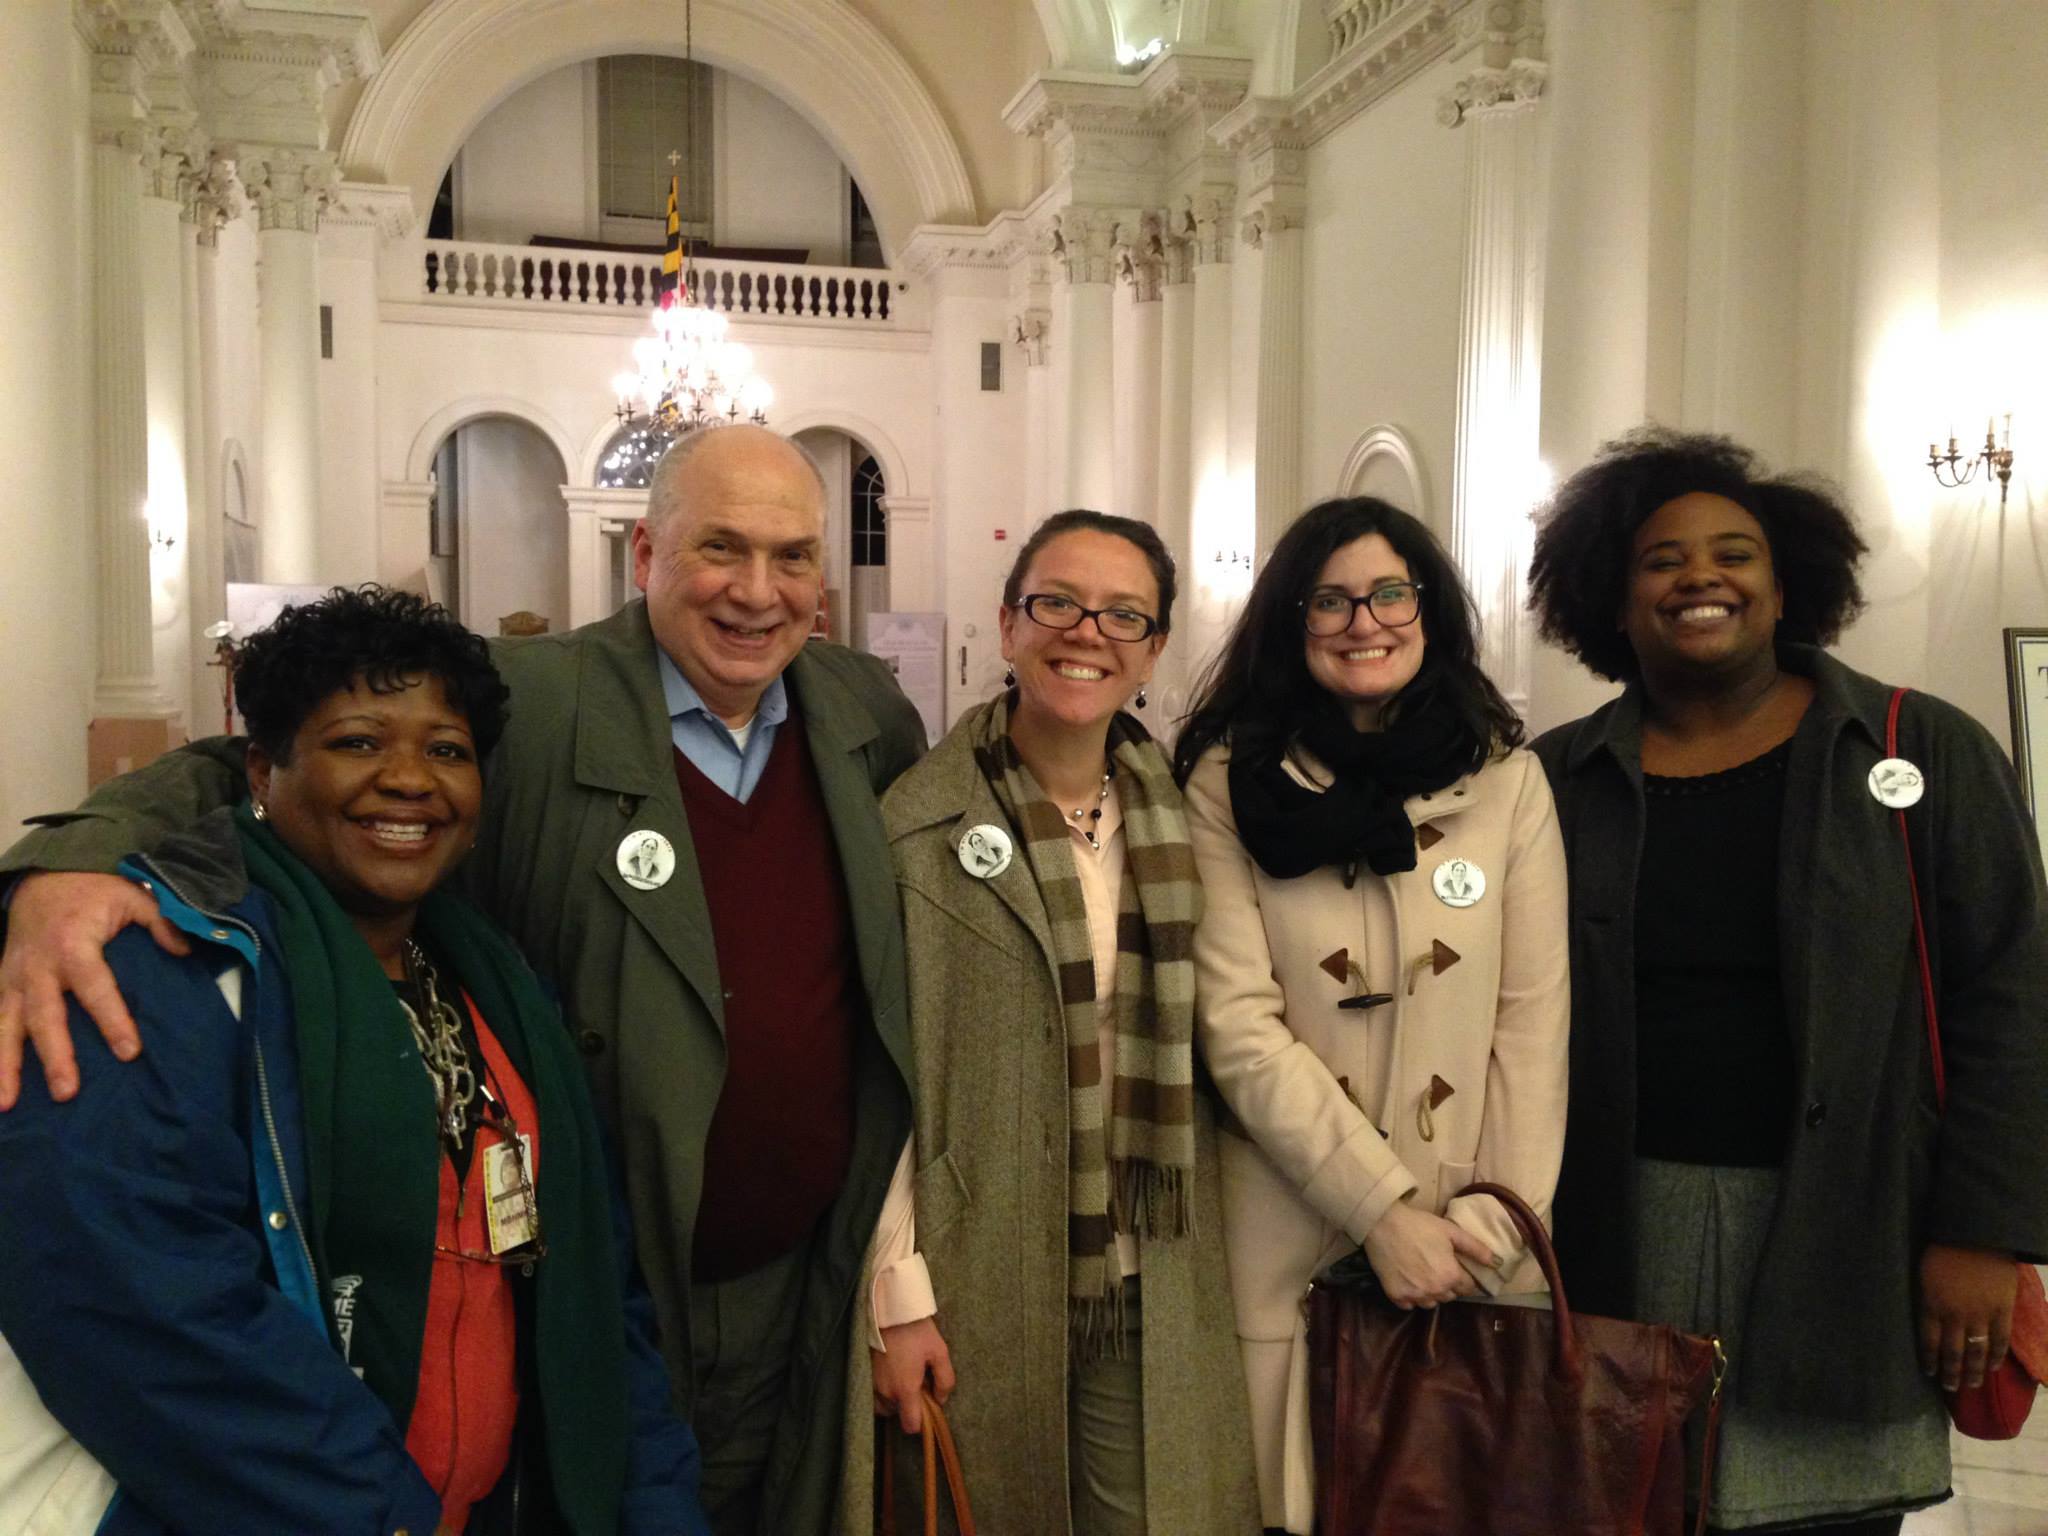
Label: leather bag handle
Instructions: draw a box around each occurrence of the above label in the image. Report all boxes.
[1454,1180,1582,1386]
[878,1390,976,1536]
[1887,687,1948,1108]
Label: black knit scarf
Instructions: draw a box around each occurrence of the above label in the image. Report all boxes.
[1227,698,1475,880]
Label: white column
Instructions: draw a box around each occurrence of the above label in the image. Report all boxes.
[182,157,234,723]
[879,496,934,610]
[1112,212,1165,525]
[1443,62,1547,709]
[91,122,173,719]
[1,0,94,825]
[1017,309,1053,521]
[1151,225,1196,715]
[380,480,436,589]
[560,487,646,628]
[1248,206,1306,561]
[240,148,337,585]
[140,129,195,731]
[1182,199,1238,681]
[1053,207,1117,510]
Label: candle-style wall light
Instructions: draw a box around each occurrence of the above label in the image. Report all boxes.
[1929,414,2016,509]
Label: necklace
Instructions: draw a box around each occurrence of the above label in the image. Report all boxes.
[400,940,478,1148]
[1066,764,1114,851]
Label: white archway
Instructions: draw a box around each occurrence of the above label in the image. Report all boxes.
[341,0,977,261]
[1335,423,1431,515]
[774,407,915,501]
[405,395,581,485]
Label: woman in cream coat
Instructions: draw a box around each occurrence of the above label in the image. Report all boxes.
[1174,497,1569,1534]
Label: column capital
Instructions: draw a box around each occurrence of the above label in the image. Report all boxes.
[1011,308,1052,367]
[1113,211,1168,302]
[1048,206,1124,286]
[139,120,202,202]
[184,150,242,244]
[1437,58,1548,127]
[1181,192,1236,266]
[237,146,339,234]
[1212,98,1308,250]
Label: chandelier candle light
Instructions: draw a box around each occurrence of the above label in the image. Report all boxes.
[1928,414,2016,510]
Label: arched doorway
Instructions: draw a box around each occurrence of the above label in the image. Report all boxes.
[428,416,571,633]
[792,426,889,650]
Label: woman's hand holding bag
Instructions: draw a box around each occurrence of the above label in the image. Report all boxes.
[1360,1200,1496,1308]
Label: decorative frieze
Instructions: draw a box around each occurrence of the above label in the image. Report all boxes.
[237,146,339,234]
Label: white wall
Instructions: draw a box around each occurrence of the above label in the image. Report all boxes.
[455,419,570,633]
[457,65,595,246]
[454,61,853,262]
[1299,50,1470,542]
[0,9,93,832]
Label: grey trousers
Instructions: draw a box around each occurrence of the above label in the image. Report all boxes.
[688,1240,812,1536]
[1068,1277,1148,1536]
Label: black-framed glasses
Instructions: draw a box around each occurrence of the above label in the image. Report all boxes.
[1013,593,1160,643]
[1301,582,1425,636]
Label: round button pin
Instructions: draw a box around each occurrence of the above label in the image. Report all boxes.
[1432,857,1486,908]
[958,823,1014,880]
[1867,758,1925,810]
[617,829,676,891]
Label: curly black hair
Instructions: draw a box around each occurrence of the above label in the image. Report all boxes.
[1172,497,1523,785]
[1527,427,1868,681]
[233,586,510,762]
[1003,509,1178,633]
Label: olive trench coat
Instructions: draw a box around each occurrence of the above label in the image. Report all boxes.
[1,600,928,1536]
[838,713,1260,1534]
[1532,645,2048,1422]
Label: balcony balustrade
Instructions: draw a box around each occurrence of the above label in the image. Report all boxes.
[418,238,900,326]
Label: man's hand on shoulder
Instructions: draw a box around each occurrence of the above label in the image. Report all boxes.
[0,871,188,1108]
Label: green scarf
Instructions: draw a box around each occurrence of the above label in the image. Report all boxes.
[966,698,1200,1357]
[235,806,630,1532]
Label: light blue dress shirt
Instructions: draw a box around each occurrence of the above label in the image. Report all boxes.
[658,647,790,804]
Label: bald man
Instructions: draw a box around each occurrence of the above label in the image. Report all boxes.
[0,425,928,1535]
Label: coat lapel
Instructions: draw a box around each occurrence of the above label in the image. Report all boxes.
[568,603,727,1029]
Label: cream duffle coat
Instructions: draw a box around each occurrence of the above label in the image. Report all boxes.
[1184,741,1570,1531]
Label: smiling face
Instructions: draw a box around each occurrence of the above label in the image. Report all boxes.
[247,674,482,959]
[632,426,824,725]
[1303,533,1428,728]
[1620,491,1783,680]
[998,528,1165,735]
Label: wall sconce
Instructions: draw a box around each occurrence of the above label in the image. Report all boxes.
[1929,415,2016,510]
[149,527,177,552]
[1212,550,1252,571]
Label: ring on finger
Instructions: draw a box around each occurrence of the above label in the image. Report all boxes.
[1965,1334,1991,1347]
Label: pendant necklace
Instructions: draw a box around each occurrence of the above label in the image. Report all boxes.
[400,940,478,1149]
[1066,763,1114,851]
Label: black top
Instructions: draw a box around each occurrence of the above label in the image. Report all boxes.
[1634,739,1796,1165]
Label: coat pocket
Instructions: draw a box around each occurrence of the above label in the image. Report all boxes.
[913,1147,972,1245]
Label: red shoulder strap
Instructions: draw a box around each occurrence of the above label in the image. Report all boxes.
[1888,687,1947,1109]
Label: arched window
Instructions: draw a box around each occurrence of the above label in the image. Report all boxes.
[596,420,678,489]
[851,453,886,567]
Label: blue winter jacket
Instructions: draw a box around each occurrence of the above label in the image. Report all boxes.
[0,850,709,1536]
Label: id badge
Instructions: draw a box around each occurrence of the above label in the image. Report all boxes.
[484,1133,538,1255]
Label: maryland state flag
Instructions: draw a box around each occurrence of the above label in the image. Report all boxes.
[655,174,686,308]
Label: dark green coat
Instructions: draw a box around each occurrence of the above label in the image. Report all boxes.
[1532,645,2048,1422]
[1,600,928,1535]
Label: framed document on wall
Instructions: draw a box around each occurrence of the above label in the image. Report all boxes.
[2003,628,2048,871]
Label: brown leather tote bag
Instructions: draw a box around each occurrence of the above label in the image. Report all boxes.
[1308,1182,1725,1536]
[878,1391,976,1536]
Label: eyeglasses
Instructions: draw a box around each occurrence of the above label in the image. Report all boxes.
[1012,593,1160,643]
[1301,582,1425,636]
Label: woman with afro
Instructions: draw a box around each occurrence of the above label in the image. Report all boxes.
[1528,428,2048,1535]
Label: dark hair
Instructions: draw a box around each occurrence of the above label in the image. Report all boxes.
[1173,497,1523,783]
[1002,509,1178,634]
[234,585,511,763]
[1528,426,1868,681]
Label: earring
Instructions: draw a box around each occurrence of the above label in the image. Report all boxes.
[1003,666,1016,688]
[252,800,268,823]
[1134,685,1148,710]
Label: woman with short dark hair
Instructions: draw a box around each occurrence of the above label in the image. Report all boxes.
[1176,497,1569,1534]
[1529,427,2048,1535]
[0,586,709,1536]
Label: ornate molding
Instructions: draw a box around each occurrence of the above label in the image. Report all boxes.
[1437,58,1547,126]
[1212,100,1308,249]
[1288,0,1465,147]
[1183,193,1235,266]
[75,0,194,74]
[237,146,338,233]
[1114,211,1167,302]
[322,179,418,241]
[1050,206,1122,286]
[896,213,1034,279]
[1011,309,1051,367]
[184,149,242,242]
[139,120,203,201]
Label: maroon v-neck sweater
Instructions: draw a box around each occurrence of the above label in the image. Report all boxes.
[676,711,859,1281]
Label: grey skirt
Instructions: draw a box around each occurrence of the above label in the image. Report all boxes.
[1631,1158,1950,1531]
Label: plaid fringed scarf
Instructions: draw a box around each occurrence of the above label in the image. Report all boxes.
[967,695,1200,1358]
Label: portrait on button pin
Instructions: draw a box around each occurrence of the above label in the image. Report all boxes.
[617,830,675,891]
